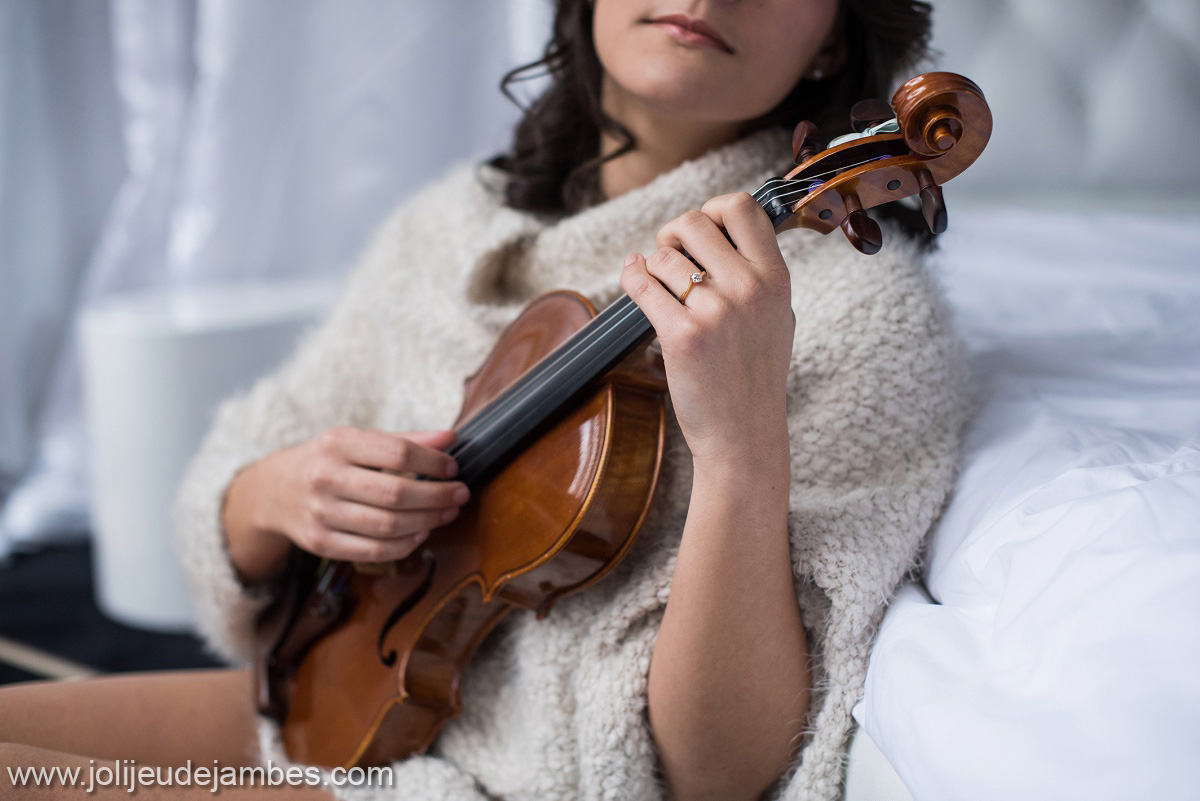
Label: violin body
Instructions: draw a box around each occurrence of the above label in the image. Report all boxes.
[257,290,667,768]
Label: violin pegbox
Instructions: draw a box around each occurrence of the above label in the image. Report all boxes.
[768,72,992,254]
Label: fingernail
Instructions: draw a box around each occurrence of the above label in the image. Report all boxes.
[444,459,458,477]
[441,507,460,523]
[624,252,640,267]
[413,530,430,543]
[453,486,470,504]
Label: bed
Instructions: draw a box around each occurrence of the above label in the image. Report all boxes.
[846,201,1200,799]
[838,3,1200,796]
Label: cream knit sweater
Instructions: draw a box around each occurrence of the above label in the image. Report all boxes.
[174,128,968,801]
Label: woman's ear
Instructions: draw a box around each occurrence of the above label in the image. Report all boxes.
[804,19,847,80]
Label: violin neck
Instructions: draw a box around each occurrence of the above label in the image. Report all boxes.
[448,178,797,487]
[449,295,654,487]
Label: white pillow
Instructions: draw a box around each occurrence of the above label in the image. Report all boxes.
[857,204,1200,801]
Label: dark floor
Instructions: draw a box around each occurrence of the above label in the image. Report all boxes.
[0,542,222,685]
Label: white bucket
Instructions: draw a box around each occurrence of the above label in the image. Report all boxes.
[79,279,337,631]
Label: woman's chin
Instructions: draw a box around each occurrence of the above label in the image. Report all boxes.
[604,51,766,124]
[618,82,761,126]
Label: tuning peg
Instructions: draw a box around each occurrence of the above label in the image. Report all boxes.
[792,120,821,165]
[916,169,948,233]
[840,193,882,255]
[850,98,894,133]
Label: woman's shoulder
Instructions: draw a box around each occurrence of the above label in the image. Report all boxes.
[781,221,968,418]
[365,163,512,255]
[340,161,534,295]
[780,221,971,502]
[782,222,950,340]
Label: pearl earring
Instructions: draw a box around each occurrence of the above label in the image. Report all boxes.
[809,67,825,80]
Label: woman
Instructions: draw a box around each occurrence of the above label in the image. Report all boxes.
[0,1,966,799]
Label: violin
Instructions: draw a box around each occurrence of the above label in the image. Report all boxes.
[253,72,992,769]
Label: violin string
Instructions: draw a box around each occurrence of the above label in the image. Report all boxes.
[450,152,900,471]
[751,177,811,202]
[451,299,648,472]
[752,154,897,206]
[456,304,649,472]
[450,305,624,442]
[451,298,639,445]
[450,309,633,465]
[454,294,653,454]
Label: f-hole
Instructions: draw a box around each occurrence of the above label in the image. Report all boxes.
[376,549,437,667]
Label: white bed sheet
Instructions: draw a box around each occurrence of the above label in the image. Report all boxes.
[857,203,1200,801]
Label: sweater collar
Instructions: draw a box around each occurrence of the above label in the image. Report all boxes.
[461,127,791,306]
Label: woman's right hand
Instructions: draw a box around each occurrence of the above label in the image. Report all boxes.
[221,427,468,585]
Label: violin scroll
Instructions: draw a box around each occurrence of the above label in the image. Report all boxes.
[891,72,987,164]
[770,71,991,248]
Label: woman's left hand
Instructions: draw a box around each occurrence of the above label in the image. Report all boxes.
[620,192,796,469]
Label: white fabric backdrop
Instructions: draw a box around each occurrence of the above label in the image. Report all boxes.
[928,0,1200,195]
[0,0,123,521]
[0,0,551,557]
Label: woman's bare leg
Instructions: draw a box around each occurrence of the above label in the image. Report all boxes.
[0,670,334,798]
[0,669,259,766]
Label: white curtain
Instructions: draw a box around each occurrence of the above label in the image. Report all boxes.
[0,1,124,531]
[0,0,551,557]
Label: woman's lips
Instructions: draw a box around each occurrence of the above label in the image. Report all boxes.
[645,14,733,54]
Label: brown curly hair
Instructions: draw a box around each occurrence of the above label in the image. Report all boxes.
[491,0,934,217]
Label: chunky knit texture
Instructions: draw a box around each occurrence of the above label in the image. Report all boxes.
[174,128,968,801]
